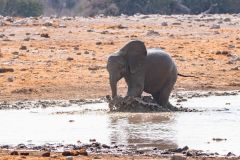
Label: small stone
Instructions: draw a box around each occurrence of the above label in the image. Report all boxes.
[20,152,29,156]
[84,51,89,54]
[0,34,5,38]
[59,24,66,28]
[7,76,14,82]
[96,41,102,45]
[62,151,73,156]
[102,144,110,149]
[172,22,181,25]
[89,139,96,142]
[12,51,19,55]
[24,37,30,41]
[88,66,99,71]
[76,52,81,55]
[231,66,239,70]
[74,46,79,50]
[20,45,27,50]
[227,152,235,157]
[223,18,231,22]
[42,152,50,157]
[79,148,88,156]
[0,68,14,73]
[69,120,74,122]
[210,24,220,29]
[171,155,186,160]
[40,33,50,38]
[146,30,160,36]
[43,21,53,26]
[67,57,74,61]
[66,156,73,160]
[10,151,19,155]
[161,22,168,26]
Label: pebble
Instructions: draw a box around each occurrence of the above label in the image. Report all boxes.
[7,76,14,82]
[42,152,51,157]
[161,22,168,26]
[146,30,160,36]
[20,45,27,50]
[171,155,186,160]
[210,24,220,29]
[40,33,50,38]
[67,57,74,61]
[10,151,19,155]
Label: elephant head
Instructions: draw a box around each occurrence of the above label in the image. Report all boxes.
[107,40,147,98]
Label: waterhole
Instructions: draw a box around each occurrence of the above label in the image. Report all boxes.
[0,92,239,155]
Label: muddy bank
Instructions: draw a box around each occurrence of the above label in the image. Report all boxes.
[0,90,238,110]
[0,141,238,158]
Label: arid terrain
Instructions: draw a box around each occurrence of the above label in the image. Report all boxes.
[0,14,240,160]
[0,14,239,101]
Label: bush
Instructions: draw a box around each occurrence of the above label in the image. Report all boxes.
[0,0,43,17]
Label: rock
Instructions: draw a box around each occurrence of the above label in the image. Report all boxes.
[12,51,19,55]
[227,152,236,157]
[20,152,29,156]
[20,45,27,50]
[96,41,102,45]
[84,51,90,54]
[11,88,36,94]
[24,37,30,41]
[146,30,160,36]
[40,33,50,38]
[62,150,83,156]
[79,148,88,156]
[171,155,186,160]
[88,66,100,71]
[210,24,220,29]
[0,34,5,38]
[43,21,53,26]
[67,57,74,61]
[42,152,50,157]
[90,139,96,142]
[0,68,14,73]
[102,144,110,149]
[62,151,73,156]
[212,138,227,142]
[10,151,19,155]
[59,23,66,28]
[66,157,73,160]
[223,18,231,22]
[231,66,239,70]
[7,76,14,82]
[172,22,181,25]
[161,22,168,26]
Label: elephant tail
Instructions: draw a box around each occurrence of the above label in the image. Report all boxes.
[178,73,198,78]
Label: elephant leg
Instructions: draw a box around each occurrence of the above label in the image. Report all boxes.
[156,79,175,108]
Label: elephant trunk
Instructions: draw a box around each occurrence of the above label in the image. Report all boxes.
[110,75,118,98]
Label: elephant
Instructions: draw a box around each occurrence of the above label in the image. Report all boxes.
[107,40,178,107]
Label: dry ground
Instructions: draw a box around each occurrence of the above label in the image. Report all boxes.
[0,14,240,101]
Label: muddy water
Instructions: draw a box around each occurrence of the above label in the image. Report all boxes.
[0,93,240,155]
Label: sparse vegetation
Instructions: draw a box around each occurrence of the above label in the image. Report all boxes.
[0,0,240,17]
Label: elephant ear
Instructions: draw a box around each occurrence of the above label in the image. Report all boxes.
[120,40,147,74]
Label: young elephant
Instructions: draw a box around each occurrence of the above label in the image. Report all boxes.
[107,40,177,107]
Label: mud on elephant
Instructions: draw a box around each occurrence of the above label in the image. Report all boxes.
[107,40,178,108]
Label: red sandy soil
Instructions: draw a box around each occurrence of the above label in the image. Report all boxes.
[0,15,239,101]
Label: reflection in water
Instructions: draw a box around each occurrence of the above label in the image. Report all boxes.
[0,94,239,155]
[109,113,177,150]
